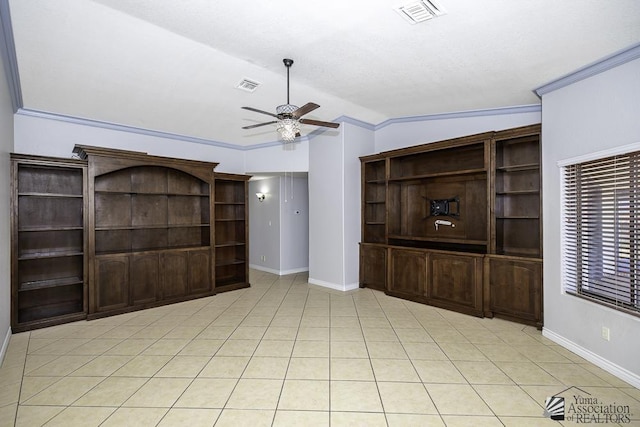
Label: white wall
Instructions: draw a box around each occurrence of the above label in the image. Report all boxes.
[375,109,541,152]
[541,57,640,385]
[244,140,309,173]
[0,22,14,361]
[248,177,281,273]
[13,113,245,173]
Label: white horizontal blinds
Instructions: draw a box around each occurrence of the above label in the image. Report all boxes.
[563,152,640,315]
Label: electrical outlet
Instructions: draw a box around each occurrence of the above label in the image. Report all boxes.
[601,326,610,341]
[261,255,266,262]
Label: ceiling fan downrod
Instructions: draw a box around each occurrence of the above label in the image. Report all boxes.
[283,58,293,105]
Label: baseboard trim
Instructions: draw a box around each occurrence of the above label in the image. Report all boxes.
[542,328,640,389]
[0,326,11,367]
[308,278,360,292]
[249,264,309,276]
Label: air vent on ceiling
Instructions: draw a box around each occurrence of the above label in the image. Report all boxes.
[236,78,261,92]
[394,0,446,24]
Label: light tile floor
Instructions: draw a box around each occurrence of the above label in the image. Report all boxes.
[1,270,638,426]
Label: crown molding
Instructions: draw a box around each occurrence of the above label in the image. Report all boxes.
[0,0,23,112]
[535,42,640,97]
[374,104,541,130]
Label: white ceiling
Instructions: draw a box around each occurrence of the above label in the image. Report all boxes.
[8,0,640,146]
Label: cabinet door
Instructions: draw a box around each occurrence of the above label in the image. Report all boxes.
[488,257,542,325]
[95,256,129,312]
[188,249,211,295]
[131,253,159,305]
[388,248,426,298]
[161,251,188,299]
[360,244,387,291]
[428,252,483,315]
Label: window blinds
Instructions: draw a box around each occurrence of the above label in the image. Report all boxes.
[563,152,640,315]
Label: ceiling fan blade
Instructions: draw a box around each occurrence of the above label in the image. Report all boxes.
[242,121,278,129]
[241,106,278,118]
[292,102,320,118]
[300,118,340,129]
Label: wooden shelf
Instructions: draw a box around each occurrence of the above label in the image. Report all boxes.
[215,242,246,248]
[216,258,246,267]
[19,277,83,292]
[215,202,246,205]
[365,221,386,225]
[96,245,210,256]
[496,216,540,220]
[365,200,385,204]
[496,190,539,195]
[388,234,487,246]
[95,224,209,231]
[496,163,539,172]
[365,179,386,184]
[95,189,209,197]
[388,168,486,181]
[18,192,83,198]
[19,226,84,232]
[18,250,83,261]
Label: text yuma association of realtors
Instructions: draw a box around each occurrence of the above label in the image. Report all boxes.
[566,395,632,424]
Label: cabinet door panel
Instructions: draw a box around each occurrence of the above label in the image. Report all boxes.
[388,249,426,297]
[131,253,159,305]
[489,258,542,323]
[161,251,188,299]
[95,256,129,312]
[188,249,211,295]
[429,253,483,312]
[360,244,387,291]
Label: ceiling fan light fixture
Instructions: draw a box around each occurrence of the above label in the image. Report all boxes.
[277,118,300,142]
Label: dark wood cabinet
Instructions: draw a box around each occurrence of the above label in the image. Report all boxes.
[359,125,543,327]
[359,243,387,291]
[11,155,88,332]
[95,255,129,313]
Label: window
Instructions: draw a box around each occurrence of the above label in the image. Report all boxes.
[563,151,640,316]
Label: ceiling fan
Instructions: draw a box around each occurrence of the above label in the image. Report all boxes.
[241,58,340,142]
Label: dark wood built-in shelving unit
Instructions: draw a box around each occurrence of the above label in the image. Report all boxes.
[11,147,251,331]
[360,124,543,327]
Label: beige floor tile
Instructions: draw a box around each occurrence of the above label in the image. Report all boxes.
[330,327,364,342]
[101,407,168,427]
[154,355,211,377]
[157,408,221,427]
[72,376,147,406]
[226,378,284,409]
[331,381,383,412]
[439,342,488,361]
[292,340,329,358]
[269,316,301,327]
[273,410,329,427]
[253,340,294,357]
[372,358,420,382]
[378,381,437,414]
[475,343,530,362]
[331,316,360,328]
[27,338,58,353]
[23,376,103,406]
[216,339,260,356]
[413,360,467,383]
[15,405,64,427]
[23,355,60,375]
[427,328,470,344]
[263,327,298,340]
[460,330,503,345]
[196,325,235,339]
[496,362,563,386]
[229,326,268,340]
[19,377,61,403]
[359,317,391,328]
[178,339,225,356]
[70,339,122,355]
[30,339,92,355]
[331,358,374,381]
[331,411,387,426]
[141,338,190,355]
[68,355,132,376]
[0,404,17,427]
[42,406,115,427]
[516,345,572,363]
[130,325,175,339]
[499,416,565,426]
[394,328,433,343]
[123,377,192,407]
[454,361,515,385]
[242,357,289,379]
[0,381,21,407]
[538,362,616,387]
[367,341,409,359]
[103,338,156,355]
[331,340,368,358]
[174,378,237,408]
[198,356,250,378]
[241,315,275,327]
[474,384,544,416]
[297,327,330,341]
[163,326,207,340]
[111,354,172,377]
[386,413,446,426]
[440,415,503,426]
[363,327,399,342]
[425,384,493,415]
[286,357,329,380]
[26,355,95,377]
[278,379,330,410]
[215,409,275,427]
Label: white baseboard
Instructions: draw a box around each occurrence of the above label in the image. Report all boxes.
[308,277,360,292]
[249,264,309,276]
[0,326,11,367]
[543,328,640,389]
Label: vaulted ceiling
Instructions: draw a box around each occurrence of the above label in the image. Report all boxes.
[8,0,640,146]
